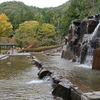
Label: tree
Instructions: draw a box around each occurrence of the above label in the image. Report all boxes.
[15,21,39,47]
[0,13,12,37]
[37,23,56,40]
[13,10,35,30]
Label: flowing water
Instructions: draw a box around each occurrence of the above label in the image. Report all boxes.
[1,53,100,100]
[34,53,100,91]
[0,56,57,100]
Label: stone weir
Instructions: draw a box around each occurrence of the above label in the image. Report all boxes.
[61,13,100,70]
[31,56,100,100]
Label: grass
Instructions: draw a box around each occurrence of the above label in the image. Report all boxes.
[18,45,61,53]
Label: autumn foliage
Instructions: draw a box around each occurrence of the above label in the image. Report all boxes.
[0,13,12,37]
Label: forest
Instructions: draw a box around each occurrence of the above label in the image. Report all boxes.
[0,0,100,48]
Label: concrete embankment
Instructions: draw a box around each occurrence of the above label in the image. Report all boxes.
[0,49,31,60]
[0,55,9,60]
[32,55,100,100]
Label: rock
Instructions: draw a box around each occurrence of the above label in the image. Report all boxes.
[87,19,98,34]
[71,86,82,100]
[51,70,66,84]
[38,69,52,79]
[33,57,42,68]
[61,48,73,60]
[80,20,87,41]
[61,13,100,66]
[52,80,73,100]
[80,44,88,64]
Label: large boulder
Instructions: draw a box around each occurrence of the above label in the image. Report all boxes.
[87,19,98,34]
[52,79,72,100]
[71,87,82,100]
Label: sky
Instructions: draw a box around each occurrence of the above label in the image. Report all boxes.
[0,0,69,8]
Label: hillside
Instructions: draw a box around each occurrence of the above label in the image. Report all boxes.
[60,0,100,35]
[0,1,70,31]
[0,0,100,37]
[0,1,42,15]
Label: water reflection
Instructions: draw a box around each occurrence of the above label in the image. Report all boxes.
[0,56,30,79]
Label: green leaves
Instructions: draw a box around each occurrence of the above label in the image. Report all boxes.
[15,21,56,47]
[37,23,56,40]
[61,0,100,36]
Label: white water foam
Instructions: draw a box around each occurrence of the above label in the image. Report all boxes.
[90,23,100,40]
[26,80,45,84]
[75,64,92,69]
[26,76,52,84]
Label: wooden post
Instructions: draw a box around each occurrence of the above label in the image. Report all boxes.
[11,46,13,54]
[92,48,100,70]
[0,46,1,54]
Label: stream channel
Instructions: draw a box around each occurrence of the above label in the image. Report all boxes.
[0,52,100,100]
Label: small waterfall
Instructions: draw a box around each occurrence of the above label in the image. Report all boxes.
[43,76,53,82]
[84,23,100,66]
[84,43,94,67]
[26,80,45,84]
[26,76,52,84]
[90,23,100,41]
[71,23,75,34]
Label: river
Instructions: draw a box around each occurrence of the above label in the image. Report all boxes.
[0,52,100,100]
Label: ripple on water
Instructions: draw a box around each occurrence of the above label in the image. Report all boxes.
[0,56,54,100]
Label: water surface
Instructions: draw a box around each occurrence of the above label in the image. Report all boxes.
[0,56,56,100]
[35,53,100,91]
[1,52,100,100]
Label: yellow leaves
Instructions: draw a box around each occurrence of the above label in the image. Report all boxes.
[19,21,39,32]
[15,21,39,41]
[0,13,9,21]
[0,13,12,37]
[24,21,39,25]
